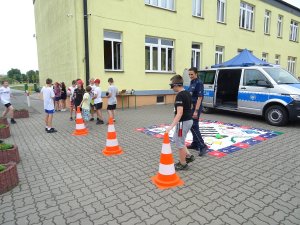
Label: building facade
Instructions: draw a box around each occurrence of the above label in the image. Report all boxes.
[34,0,300,102]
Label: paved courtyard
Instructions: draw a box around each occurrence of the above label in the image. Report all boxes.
[0,91,300,225]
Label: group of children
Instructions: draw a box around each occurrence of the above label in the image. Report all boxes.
[53,82,67,111]
[41,77,118,133]
[0,81,17,124]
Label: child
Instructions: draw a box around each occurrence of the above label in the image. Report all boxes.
[53,82,61,111]
[165,75,194,170]
[80,86,92,127]
[73,80,85,114]
[93,79,104,124]
[88,78,96,121]
[106,78,118,122]
[40,78,57,133]
[67,80,76,121]
[60,82,67,111]
[0,81,16,124]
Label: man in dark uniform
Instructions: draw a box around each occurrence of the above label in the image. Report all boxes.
[187,67,208,156]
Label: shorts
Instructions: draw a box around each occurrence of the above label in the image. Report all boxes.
[94,102,103,110]
[55,97,61,101]
[82,109,90,121]
[107,104,116,110]
[61,94,67,100]
[173,120,193,149]
[4,103,12,108]
[45,109,55,114]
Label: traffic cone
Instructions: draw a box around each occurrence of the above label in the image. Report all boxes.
[151,133,184,189]
[72,107,88,136]
[102,117,123,156]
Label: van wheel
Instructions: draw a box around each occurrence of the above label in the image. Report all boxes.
[202,107,214,114]
[265,105,288,126]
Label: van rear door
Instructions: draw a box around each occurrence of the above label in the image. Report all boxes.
[199,70,216,108]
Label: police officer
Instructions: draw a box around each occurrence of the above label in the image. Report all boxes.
[187,67,208,156]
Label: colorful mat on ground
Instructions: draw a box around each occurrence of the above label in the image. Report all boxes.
[136,119,283,158]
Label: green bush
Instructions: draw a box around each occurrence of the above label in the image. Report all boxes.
[0,143,13,151]
[0,124,7,129]
[0,164,6,172]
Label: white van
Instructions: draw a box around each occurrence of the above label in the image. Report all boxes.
[199,66,300,126]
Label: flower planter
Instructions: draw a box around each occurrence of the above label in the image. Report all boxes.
[14,110,29,119]
[0,145,20,164]
[0,125,10,139]
[0,162,19,194]
[0,117,8,125]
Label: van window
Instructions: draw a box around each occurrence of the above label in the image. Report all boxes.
[263,68,300,84]
[199,71,215,84]
[243,69,268,86]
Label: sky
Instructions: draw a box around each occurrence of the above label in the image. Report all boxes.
[0,0,300,75]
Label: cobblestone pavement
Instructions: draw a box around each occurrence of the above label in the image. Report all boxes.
[0,91,299,225]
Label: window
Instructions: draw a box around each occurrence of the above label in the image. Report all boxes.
[199,71,216,85]
[244,70,269,86]
[277,15,283,37]
[217,0,226,23]
[287,57,296,75]
[215,46,224,65]
[145,36,174,72]
[191,43,201,69]
[104,31,122,70]
[264,10,271,34]
[290,20,299,42]
[145,0,175,11]
[275,54,280,65]
[192,0,203,17]
[262,53,268,62]
[239,2,254,30]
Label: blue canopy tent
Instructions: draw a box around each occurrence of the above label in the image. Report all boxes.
[212,49,272,68]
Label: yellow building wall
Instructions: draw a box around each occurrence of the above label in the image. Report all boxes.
[34,0,300,90]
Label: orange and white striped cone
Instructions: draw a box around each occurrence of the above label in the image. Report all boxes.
[151,132,184,189]
[102,117,123,156]
[72,107,88,136]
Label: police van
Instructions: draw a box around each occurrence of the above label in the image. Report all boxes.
[198,66,300,126]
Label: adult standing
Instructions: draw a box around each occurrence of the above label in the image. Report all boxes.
[187,67,208,156]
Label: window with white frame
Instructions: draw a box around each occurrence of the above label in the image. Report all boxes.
[287,56,296,75]
[144,0,175,11]
[191,43,201,69]
[239,2,254,30]
[290,20,299,42]
[277,15,283,37]
[192,0,203,17]
[264,10,271,34]
[262,52,268,62]
[145,36,174,72]
[275,54,280,65]
[215,46,224,65]
[217,0,226,23]
[104,31,122,70]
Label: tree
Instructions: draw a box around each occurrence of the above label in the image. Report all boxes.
[26,70,36,83]
[7,68,21,82]
[21,74,28,83]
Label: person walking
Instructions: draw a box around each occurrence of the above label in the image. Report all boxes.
[187,67,208,156]
[0,80,16,124]
[166,75,195,170]
[106,78,118,122]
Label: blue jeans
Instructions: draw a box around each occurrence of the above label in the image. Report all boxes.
[190,108,206,149]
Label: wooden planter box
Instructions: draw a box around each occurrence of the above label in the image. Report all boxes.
[0,145,20,164]
[14,110,29,119]
[0,125,10,139]
[0,162,19,194]
[0,117,8,125]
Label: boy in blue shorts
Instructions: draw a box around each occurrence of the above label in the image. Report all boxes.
[40,78,57,133]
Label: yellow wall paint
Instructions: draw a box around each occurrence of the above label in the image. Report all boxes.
[35,0,300,90]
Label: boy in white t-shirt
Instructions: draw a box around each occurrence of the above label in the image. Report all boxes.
[0,81,16,124]
[40,78,57,133]
[106,78,118,122]
[92,79,104,124]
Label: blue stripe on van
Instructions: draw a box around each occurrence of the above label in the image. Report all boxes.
[204,90,214,97]
[238,92,293,104]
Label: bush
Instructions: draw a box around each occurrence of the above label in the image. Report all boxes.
[0,164,6,172]
[0,143,13,151]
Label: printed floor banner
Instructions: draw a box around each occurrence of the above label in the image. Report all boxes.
[136,119,283,158]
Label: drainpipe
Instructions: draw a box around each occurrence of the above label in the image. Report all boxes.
[83,0,90,83]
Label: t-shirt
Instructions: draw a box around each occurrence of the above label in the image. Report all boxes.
[0,86,11,104]
[107,85,118,105]
[73,88,85,106]
[41,86,55,110]
[53,86,61,97]
[174,90,192,122]
[68,86,75,102]
[93,86,102,104]
[81,93,91,110]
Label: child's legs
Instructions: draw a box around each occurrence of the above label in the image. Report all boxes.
[47,114,53,127]
[95,103,103,120]
[45,114,49,126]
[8,105,14,119]
[107,110,113,119]
[2,107,9,117]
